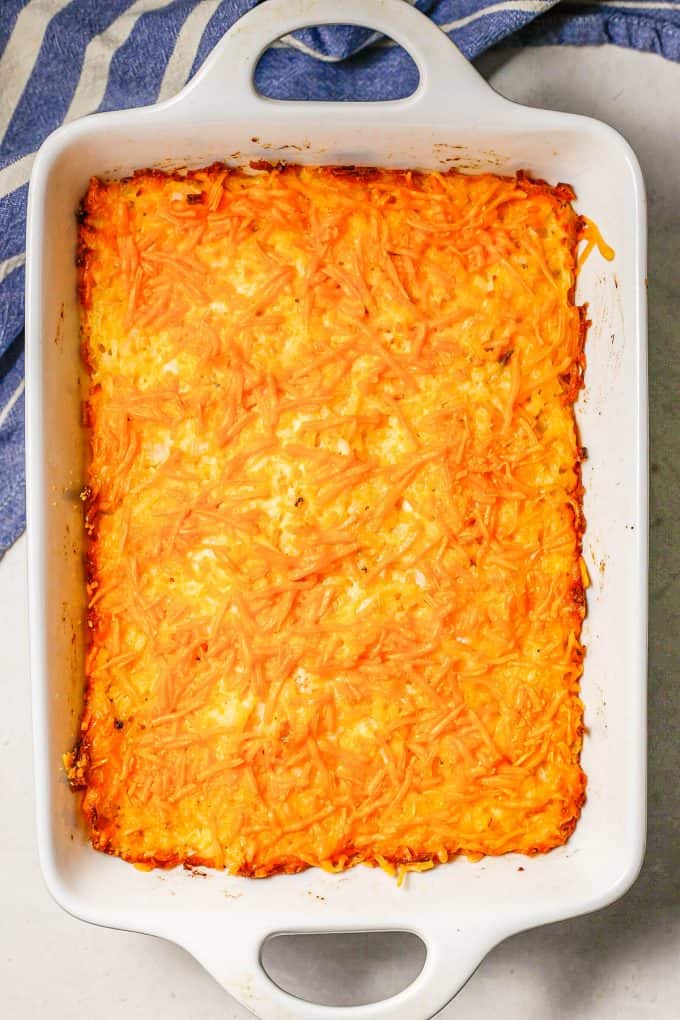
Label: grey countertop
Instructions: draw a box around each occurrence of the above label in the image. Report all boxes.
[2,42,678,1020]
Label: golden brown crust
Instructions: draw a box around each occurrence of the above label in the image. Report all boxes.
[70,163,589,878]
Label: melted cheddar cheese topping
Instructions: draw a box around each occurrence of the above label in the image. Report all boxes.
[69,164,588,877]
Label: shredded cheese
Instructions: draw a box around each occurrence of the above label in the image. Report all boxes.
[67,164,589,877]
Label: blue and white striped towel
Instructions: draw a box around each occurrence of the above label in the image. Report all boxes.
[1,0,679,554]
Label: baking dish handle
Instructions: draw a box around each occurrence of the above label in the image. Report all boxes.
[170,0,504,120]
[185,920,499,1020]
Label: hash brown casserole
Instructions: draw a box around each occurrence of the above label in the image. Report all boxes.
[68,164,589,877]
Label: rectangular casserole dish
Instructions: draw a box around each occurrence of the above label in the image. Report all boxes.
[26,2,648,1017]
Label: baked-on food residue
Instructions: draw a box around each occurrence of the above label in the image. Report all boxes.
[68,163,595,878]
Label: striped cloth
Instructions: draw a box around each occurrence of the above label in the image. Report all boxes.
[1,1,679,554]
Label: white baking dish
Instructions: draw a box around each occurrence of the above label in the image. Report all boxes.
[25,1,648,1017]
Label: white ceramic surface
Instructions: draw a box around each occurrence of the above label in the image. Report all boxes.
[25,2,648,1018]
